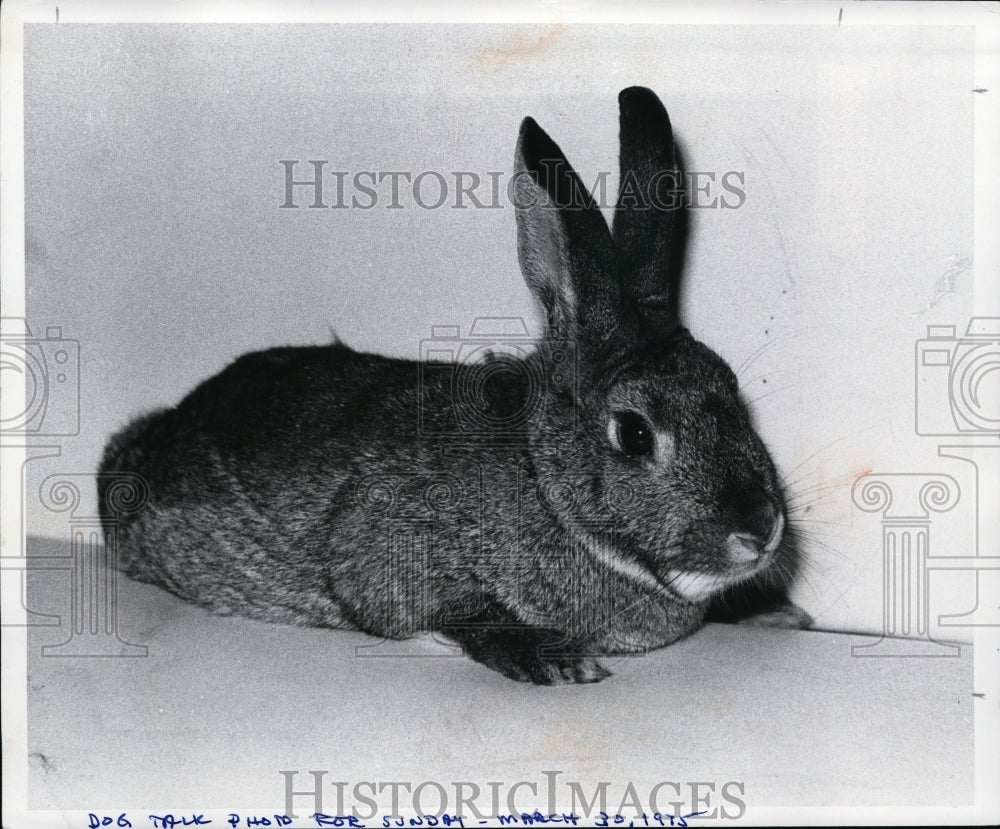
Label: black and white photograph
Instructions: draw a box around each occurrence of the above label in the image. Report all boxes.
[2,1,998,826]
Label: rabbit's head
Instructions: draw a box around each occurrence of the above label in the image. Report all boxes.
[515,87,785,605]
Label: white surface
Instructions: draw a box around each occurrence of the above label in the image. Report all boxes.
[23,535,974,815]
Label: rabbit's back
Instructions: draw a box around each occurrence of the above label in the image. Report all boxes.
[100,342,462,625]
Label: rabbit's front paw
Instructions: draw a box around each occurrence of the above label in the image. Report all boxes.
[448,625,611,685]
[736,600,813,629]
[527,647,612,685]
[707,588,813,630]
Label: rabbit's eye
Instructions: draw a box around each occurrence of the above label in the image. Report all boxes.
[612,411,654,458]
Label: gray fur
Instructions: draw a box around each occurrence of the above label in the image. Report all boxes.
[99,88,795,684]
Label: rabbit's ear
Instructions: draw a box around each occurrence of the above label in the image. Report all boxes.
[612,86,680,336]
[514,117,620,345]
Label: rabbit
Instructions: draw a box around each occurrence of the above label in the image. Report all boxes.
[99,87,800,685]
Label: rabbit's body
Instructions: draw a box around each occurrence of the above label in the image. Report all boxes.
[104,342,704,655]
[101,88,795,683]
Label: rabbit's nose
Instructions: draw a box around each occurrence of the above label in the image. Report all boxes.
[723,487,784,564]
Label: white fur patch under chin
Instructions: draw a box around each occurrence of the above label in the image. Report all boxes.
[665,570,729,602]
